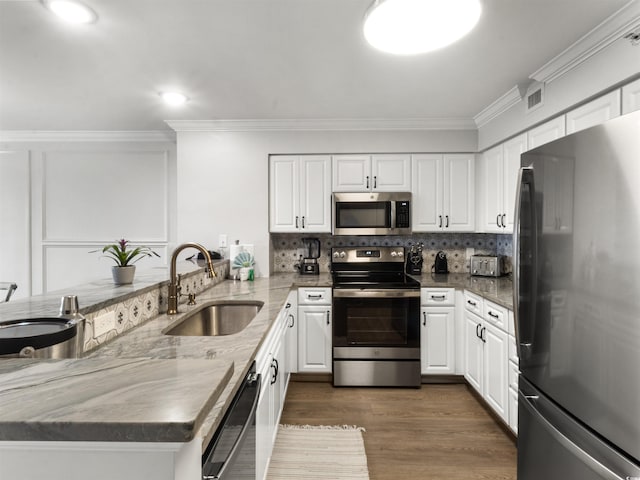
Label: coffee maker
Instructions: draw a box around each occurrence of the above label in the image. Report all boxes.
[298,238,321,275]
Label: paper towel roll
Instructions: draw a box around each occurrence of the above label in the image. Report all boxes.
[230,244,254,266]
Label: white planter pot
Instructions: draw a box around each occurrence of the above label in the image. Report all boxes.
[111,265,136,285]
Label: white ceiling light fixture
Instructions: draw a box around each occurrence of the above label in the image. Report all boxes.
[363,0,482,55]
[43,0,98,24]
[160,91,189,107]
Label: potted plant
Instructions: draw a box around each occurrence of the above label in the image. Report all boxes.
[232,251,255,281]
[93,239,160,285]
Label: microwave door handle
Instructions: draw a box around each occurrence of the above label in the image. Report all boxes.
[513,166,538,361]
[389,202,395,230]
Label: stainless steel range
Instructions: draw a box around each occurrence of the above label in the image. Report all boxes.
[331,246,421,387]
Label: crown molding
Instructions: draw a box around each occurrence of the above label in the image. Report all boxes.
[0,130,176,143]
[165,117,477,132]
[530,0,640,84]
[473,86,523,128]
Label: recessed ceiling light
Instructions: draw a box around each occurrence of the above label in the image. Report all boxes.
[363,0,482,55]
[44,0,98,24]
[160,91,189,107]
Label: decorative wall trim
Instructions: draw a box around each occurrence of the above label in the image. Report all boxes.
[530,0,640,84]
[166,117,477,132]
[0,130,176,143]
[473,86,524,128]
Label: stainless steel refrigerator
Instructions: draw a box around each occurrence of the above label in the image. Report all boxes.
[514,109,640,479]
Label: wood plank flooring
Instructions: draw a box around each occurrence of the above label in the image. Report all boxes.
[279,381,517,480]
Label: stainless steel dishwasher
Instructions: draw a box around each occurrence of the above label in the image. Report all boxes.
[202,362,261,480]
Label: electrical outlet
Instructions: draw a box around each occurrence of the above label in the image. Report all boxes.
[219,234,228,248]
[93,310,116,337]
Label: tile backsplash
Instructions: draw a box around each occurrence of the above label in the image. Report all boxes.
[271,233,513,274]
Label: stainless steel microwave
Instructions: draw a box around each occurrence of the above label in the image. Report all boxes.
[333,192,411,235]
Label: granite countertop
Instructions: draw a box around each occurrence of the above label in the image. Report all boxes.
[416,272,514,310]
[0,269,509,448]
[0,270,331,447]
[0,358,233,442]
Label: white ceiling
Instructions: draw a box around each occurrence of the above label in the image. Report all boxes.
[0,0,632,132]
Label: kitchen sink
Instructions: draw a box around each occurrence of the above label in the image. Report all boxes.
[163,300,263,336]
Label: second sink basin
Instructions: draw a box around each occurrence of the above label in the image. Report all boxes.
[164,300,264,336]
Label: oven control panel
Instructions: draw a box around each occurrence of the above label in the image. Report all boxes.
[331,247,405,263]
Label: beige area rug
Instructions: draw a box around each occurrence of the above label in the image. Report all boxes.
[266,424,370,480]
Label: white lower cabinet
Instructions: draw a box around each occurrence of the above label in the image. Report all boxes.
[297,305,332,373]
[283,291,298,377]
[420,288,456,374]
[508,387,518,434]
[421,306,455,374]
[255,297,292,480]
[463,309,484,393]
[482,322,508,422]
[297,287,332,374]
[463,291,509,424]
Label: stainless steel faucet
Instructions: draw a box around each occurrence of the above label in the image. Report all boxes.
[167,242,216,315]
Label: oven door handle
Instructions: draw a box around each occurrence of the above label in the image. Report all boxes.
[333,289,420,298]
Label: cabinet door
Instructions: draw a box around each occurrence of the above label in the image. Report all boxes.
[508,387,518,434]
[463,311,483,393]
[527,116,565,150]
[622,78,640,114]
[420,307,455,374]
[371,154,411,192]
[482,322,508,422]
[299,155,331,232]
[269,156,300,232]
[411,154,443,232]
[297,306,332,373]
[443,154,475,232]
[502,134,527,233]
[479,146,503,233]
[284,293,298,376]
[255,357,273,480]
[566,90,621,135]
[332,155,371,192]
[271,338,285,442]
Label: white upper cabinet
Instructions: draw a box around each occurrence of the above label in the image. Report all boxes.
[622,78,640,114]
[269,155,331,233]
[412,154,474,232]
[527,116,566,150]
[332,154,411,192]
[331,154,370,191]
[477,133,526,233]
[566,90,621,135]
[502,135,527,232]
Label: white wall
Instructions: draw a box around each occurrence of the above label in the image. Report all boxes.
[176,128,477,276]
[0,137,176,296]
[478,38,640,150]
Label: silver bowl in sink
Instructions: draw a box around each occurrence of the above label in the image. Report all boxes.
[163,300,263,336]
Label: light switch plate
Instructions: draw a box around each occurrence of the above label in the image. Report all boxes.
[93,310,116,337]
[219,234,228,248]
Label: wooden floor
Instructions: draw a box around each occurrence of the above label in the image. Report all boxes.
[279,381,517,480]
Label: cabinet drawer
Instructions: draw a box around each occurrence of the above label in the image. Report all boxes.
[509,334,519,364]
[421,288,455,306]
[298,287,332,305]
[463,290,483,316]
[484,299,507,330]
[509,359,519,391]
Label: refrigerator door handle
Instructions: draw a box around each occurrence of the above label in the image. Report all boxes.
[513,166,537,360]
[520,390,630,480]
